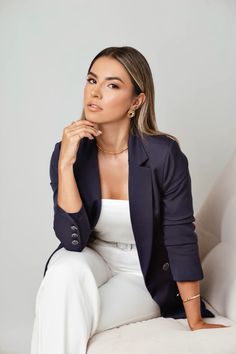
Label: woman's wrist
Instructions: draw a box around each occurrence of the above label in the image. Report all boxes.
[176,281,202,329]
[182,293,200,303]
[58,161,74,171]
[189,319,205,330]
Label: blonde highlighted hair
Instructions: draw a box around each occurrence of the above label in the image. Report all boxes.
[80,46,179,146]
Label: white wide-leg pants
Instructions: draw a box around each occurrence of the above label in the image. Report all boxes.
[31,239,161,354]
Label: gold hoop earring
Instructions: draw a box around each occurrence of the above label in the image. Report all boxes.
[127,109,136,118]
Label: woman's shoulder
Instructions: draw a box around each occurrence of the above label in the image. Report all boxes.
[141,133,187,173]
[144,133,177,144]
[143,133,180,156]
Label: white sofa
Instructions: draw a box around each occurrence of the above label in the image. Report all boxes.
[87,149,236,354]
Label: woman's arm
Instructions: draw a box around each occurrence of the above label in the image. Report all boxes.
[176,280,201,329]
[161,139,228,330]
[177,280,229,330]
[50,142,91,251]
[161,139,203,281]
[58,163,83,213]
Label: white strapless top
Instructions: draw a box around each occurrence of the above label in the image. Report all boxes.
[94,199,135,244]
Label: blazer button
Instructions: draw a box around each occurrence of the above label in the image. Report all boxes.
[70,225,78,231]
[72,239,79,245]
[162,262,169,271]
[71,233,79,238]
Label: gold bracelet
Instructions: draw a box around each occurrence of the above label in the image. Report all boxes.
[183,293,200,303]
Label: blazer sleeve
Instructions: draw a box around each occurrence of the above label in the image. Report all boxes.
[161,139,204,281]
[49,142,92,251]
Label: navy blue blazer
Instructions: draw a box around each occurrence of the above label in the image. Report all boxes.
[43,127,215,319]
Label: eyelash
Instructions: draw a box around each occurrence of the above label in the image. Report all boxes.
[86,78,119,89]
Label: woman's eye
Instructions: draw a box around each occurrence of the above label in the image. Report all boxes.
[108,84,119,89]
[87,78,95,84]
[86,78,118,89]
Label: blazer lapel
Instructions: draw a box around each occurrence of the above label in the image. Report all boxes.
[73,129,154,278]
[128,132,154,278]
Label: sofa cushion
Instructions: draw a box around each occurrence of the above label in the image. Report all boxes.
[87,301,236,354]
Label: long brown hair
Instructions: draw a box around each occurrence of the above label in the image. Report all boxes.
[80,46,179,145]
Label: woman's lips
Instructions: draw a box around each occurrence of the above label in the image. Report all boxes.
[87,104,103,111]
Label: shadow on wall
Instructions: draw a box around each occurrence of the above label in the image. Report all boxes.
[196,147,236,262]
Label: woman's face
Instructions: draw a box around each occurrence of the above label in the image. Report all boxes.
[83,56,142,124]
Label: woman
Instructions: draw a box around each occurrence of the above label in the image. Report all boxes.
[31,46,228,354]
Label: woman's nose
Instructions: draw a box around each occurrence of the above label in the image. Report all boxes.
[91,90,101,98]
[91,86,102,98]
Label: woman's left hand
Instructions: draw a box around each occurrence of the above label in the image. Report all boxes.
[190,319,231,331]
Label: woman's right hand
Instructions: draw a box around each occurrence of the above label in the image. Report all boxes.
[58,119,102,168]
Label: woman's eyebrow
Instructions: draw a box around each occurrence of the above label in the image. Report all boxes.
[87,71,125,84]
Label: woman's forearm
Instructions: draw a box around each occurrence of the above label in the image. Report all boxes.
[176,280,202,329]
[57,164,83,213]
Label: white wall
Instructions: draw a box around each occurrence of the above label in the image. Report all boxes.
[0,1,235,353]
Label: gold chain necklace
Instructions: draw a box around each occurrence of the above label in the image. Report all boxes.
[96,143,128,155]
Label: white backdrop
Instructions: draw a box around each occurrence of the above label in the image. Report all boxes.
[0,1,235,353]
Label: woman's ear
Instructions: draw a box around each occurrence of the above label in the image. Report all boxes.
[133,92,146,109]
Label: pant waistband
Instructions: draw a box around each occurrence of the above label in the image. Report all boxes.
[93,238,137,251]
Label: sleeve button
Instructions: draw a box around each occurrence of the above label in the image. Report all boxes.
[70,225,78,231]
[72,239,79,245]
[71,233,79,238]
